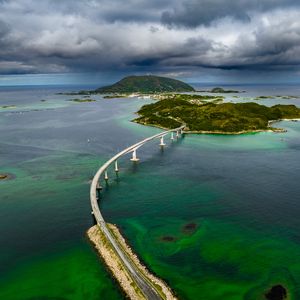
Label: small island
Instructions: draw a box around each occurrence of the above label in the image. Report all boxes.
[1,105,17,109]
[0,174,8,180]
[68,98,96,103]
[133,97,300,134]
[210,87,241,93]
[255,95,299,100]
[198,87,241,93]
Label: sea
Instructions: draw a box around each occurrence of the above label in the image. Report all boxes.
[0,83,300,300]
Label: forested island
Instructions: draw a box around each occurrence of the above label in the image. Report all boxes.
[60,75,195,95]
[198,87,241,93]
[58,74,300,134]
[95,75,195,93]
[134,96,300,134]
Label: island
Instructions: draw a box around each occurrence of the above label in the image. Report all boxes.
[133,98,300,134]
[95,75,195,93]
[255,95,299,100]
[209,87,241,93]
[1,105,17,109]
[198,87,241,93]
[60,75,196,96]
[0,174,8,180]
[67,98,96,103]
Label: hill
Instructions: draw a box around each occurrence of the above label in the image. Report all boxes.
[134,98,300,133]
[95,75,195,93]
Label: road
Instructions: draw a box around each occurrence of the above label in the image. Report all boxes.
[90,125,185,299]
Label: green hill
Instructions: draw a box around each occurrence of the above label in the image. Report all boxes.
[134,99,300,133]
[95,75,195,93]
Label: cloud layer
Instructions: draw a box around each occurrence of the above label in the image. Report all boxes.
[0,0,300,80]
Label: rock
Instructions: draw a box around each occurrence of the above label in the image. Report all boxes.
[265,285,287,300]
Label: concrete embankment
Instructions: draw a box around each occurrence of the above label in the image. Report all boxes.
[87,224,177,300]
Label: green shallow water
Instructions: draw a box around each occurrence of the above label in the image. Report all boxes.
[1,85,300,299]
[0,243,122,300]
[0,152,124,300]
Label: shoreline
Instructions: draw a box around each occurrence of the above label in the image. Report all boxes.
[132,120,290,135]
[87,224,177,300]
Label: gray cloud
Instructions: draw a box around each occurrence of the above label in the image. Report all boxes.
[161,0,299,27]
[0,0,300,80]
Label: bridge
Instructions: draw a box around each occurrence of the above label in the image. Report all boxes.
[90,124,185,300]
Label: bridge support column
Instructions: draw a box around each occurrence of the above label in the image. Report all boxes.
[130,149,139,162]
[91,211,97,225]
[96,181,102,192]
[170,132,174,140]
[114,160,119,173]
[104,170,109,181]
[160,136,166,147]
[180,128,183,134]
[176,130,179,138]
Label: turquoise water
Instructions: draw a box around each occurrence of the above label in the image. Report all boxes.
[0,85,300,299]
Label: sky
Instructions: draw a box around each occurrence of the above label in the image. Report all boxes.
[1,0,300,85]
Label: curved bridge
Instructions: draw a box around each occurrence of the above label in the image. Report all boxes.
[90,125,185,300]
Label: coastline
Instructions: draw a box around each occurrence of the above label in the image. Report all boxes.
[132,120,291,135]
[87,224,177,300]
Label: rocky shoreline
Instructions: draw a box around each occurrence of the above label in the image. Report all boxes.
[87,224,177,300]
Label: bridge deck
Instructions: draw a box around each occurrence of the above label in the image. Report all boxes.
[90,125,185,299]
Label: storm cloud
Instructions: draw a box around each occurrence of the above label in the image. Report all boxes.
[0,0,300,80]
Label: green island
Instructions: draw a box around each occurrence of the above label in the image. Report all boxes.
[67,98,96,103]
[205,87,241,93]
[1,105,16,109]
[133,96,300,134]
[153,93,224,104]
[103,94,132,99]
[255,95,299,100]
[60,75,195,95]
[95,75,195,93]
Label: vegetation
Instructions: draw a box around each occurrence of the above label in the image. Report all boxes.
[68,98,96,103]
[210,87,240,93]
[103,94,131,99]
[95,75,195,93]
[57,91,92,95]
[1,105,16,109]
[197,87,241,93]
[255,95,299,100]
[155,93,223,104]
[134,99,300,133]
[255,96,276,100]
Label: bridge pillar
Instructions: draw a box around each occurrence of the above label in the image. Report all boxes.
[104,170,109,181]
[180,128,183,134]
[176,130,179,138]
[115,160,119,173]
[160,136,166,147]
[96,181,102,191]
[91,211,97,225]
[130,149,139,162]
[170,132,174,140]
